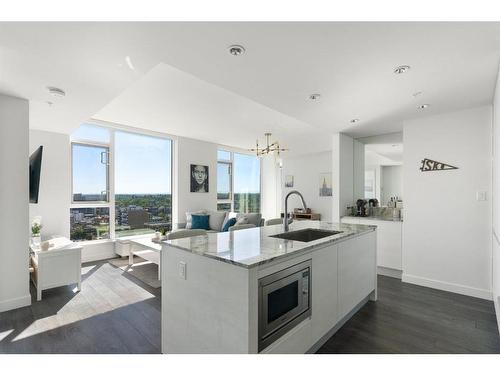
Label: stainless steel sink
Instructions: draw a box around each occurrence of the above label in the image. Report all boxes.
[269,228,343,242]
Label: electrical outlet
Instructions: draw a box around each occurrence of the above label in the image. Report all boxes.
[476,191,487,201]
[179,261,187,280]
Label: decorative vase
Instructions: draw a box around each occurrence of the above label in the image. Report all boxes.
[31,235,41,248]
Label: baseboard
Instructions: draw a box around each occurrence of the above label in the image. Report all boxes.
[402,273,492,300]
[0,294,31,313]
[494,295,500,336]
[377,266,402,279]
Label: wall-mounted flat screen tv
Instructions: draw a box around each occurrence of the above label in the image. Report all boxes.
[29,146,43,204]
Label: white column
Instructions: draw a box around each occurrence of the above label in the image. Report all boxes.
[332,133,364,222]
[0,94,31,312]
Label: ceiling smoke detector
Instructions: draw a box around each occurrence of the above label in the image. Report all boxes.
[228,45,245,56]
[394,65,411,74]
[309,93,321,100]
[47,86,66,98]
[350,118,360,124]
[418,104,430,110]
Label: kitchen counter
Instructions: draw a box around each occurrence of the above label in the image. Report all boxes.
[163,220,375,268]
[342,215,403,222]
[161,221,377,354]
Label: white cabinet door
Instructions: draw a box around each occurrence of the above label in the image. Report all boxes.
[356,219,402,271]
[338,232,376,317]
[311,244,338,344]
[376,221,402,270]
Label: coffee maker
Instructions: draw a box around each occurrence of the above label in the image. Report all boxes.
[356,199,368,217]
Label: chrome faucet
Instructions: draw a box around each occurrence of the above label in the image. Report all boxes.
[284,190,307,232]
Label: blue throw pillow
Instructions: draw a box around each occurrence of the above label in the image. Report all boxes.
[222,218,237,232]
[191,214,210,230]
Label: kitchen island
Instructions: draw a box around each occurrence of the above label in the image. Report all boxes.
[161,221,377,353]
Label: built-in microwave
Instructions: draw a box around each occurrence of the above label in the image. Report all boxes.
[258,259,311,351]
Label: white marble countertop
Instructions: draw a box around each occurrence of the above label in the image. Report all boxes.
[342,215,403,222]
[162,221,376,269]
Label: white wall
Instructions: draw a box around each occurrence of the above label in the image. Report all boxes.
[29,130,71,239]
[0,94,31,312]
[403,106,492,299]
[492,65,500,332]
[381,165,403,205]
[176,136,218,224]
[282,151,333,222]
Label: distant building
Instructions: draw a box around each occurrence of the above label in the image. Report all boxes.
[127,209,149,229]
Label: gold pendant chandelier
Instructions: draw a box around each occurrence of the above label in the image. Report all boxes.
[249,133,288,156]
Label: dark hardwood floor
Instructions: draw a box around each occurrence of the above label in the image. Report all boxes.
[0,262,499,354]
[317,275,500,354]
[0,260,161,353]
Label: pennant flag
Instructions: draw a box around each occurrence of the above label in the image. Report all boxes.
[420,158,458,172]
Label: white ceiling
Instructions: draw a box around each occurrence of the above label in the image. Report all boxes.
[94,63,331,153]
[1,22,500,154]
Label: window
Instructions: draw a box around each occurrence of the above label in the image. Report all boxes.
[217,149,261,213]
[70,207,110,241]
[72,143,109,202]
[365,170,376,199]
[114,131,172,238]
[70,123,173,242]
[233,153,261,213]
[217,162,231,200]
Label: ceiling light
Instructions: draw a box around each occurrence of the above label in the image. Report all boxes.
[412,91,422,97]
[46,86,66,98]
[350,119,360,124]
[394,65,411,74]
[309,93,321,100]
[249,133,288,156]
[228,45,245,56]
[418,104,430,109]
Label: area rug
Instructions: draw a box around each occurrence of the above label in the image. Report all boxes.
[108,256,161,288]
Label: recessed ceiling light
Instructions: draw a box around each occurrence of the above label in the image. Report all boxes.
[418,104,430,109]
[46,86,66,98]
[350,118,360,124]
[228,45,245,56]
[309,93,321,100]
[394,65,411,74]
[412,91,422,97]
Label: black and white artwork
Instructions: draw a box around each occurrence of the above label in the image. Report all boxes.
[190,164,209,193]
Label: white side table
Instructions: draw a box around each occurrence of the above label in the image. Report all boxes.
[129,238,162,280]
[30,238,83,301]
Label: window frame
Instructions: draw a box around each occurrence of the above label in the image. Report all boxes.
[217,152,234,211]
[217,148,262,213]
[70,140,111,205]
[70,122,174,242]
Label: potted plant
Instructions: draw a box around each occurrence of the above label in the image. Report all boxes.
[31,217,42,247]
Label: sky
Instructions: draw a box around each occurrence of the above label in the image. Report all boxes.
[72,124,260,195]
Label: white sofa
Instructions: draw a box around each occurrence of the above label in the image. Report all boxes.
[177,210,264,233]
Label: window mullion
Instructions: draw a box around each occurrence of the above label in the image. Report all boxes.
[109,130,116,240]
